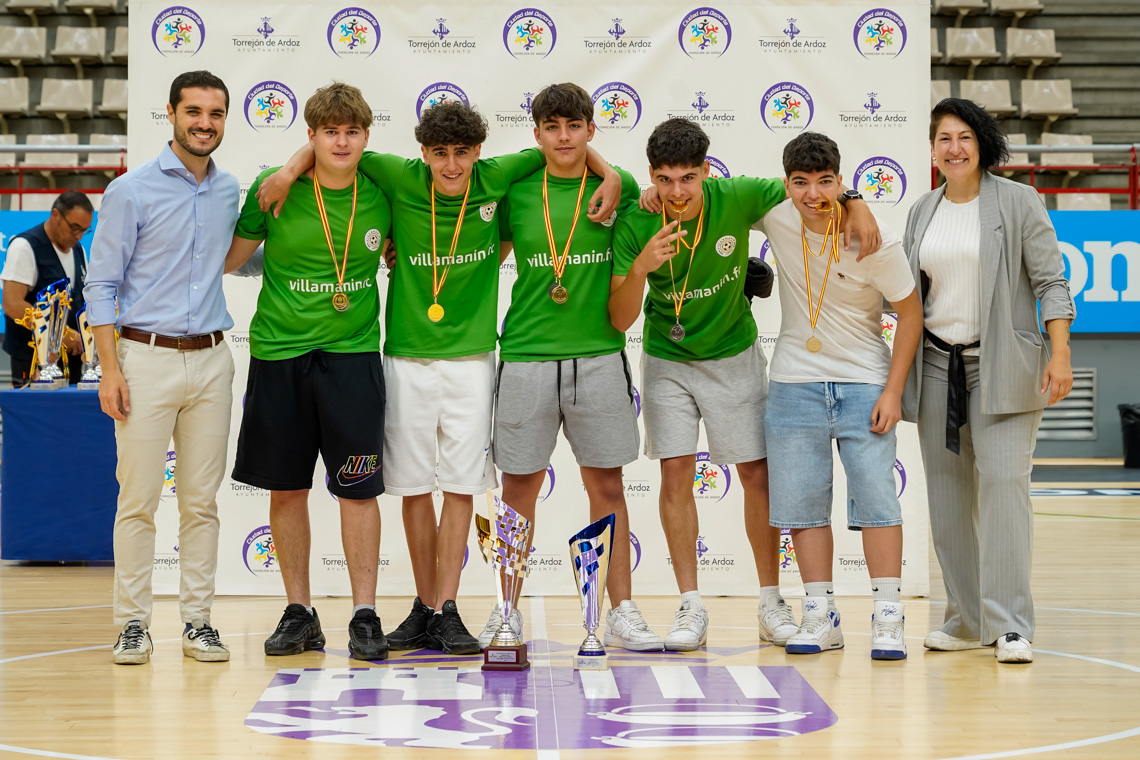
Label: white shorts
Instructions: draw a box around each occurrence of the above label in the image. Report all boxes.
[382,352,497,496]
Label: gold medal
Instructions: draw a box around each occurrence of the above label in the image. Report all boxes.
[427,303,445,322]
[428,178,471,326]
[801,205,842,354]
[549,283,568,304]
[313,169,357,312]
[806,336,822,353]
[542,167,588,307]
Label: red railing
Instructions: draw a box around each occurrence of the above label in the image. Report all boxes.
[0,146,127,209]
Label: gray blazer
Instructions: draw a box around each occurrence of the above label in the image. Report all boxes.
[901,171,1075,420]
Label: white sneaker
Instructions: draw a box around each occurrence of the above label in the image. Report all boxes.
[664,600,708,652]
[113,620,153,665]
[995,632,1033,663]
[923,630,987,651]
[182,619,230,662]
[757,596,798,646]
[604,600,665,651]
[870,601,907,660]
[476,604,523,649]
[785,597,844,654]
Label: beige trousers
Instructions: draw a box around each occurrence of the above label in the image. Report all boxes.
[112,337,234,628]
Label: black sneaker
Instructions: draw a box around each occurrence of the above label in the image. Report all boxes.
[425,600,481,655]
[386,597,434,650]
[347,608,389,661]
[264,604,326,656]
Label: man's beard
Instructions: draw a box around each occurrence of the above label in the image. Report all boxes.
[173,122,221,157]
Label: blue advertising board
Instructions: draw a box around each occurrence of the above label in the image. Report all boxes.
[1051,210,1140,333]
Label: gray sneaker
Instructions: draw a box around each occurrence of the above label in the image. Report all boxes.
[182,619,230,662]
[113,620,153,665]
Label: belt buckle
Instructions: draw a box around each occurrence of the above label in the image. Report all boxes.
[176,336,185,352]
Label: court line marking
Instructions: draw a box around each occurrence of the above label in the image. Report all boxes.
[0,605,112,616]
[528,597,560,760]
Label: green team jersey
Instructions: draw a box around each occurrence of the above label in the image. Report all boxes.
[612,176,786,362]
[235,168,391,361]
[498,166,640,362]
[358,149,545,359]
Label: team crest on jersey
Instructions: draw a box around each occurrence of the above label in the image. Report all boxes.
[364,228,382,251]
[480,202,497,222]
[601,209,617,227]
[715,235,736,256]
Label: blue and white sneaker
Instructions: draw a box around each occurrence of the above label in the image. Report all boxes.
[785,596,844,654]
[870,601,907,660]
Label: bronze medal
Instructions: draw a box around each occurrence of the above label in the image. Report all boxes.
[428,303,445,323]
[806,336,822,353]
[670,323,686,342]
[549,283,569,304]
[332,292,350,312]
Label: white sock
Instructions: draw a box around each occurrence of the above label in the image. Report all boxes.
[303,606,315,616]
[680,590,703,608]
[759,585,783,607]
[803,582,835,610]
[351,604,375,616]
[871,578,902,603]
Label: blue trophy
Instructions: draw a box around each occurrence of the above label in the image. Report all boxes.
[570,513,615,670]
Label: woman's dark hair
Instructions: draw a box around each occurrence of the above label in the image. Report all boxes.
[929,97,1009,170]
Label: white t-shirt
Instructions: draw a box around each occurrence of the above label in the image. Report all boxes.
[918,196,982,346]
[753,199,915,385]
[0,235,77,294]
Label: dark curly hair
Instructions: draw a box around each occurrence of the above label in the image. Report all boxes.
[531,82,593,126]
[414,102,488,148]
[782,132,841,177]
[930,97,1009,170]
[646,118,709,170]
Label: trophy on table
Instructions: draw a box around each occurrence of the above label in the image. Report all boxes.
[481,489,533,672]
[75,304,101,390]
[569,513,616,670]
[26,279,70,390]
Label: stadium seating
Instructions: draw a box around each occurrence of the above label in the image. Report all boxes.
[21,132,79,169]
[931,28,942,64]
[1020,79,1079,128]
[5,0,60,23]
[1056,193,1111,211]
[0,77,32,118]
[109,24,126,61]
[99,78,126,118]
[945,27,1001,78]
[933,0,988,27]
[931,80,952,110]
[1005,133,1030,166]
[959,79,1018,118]
[0,134,16,168]
[50,25,106,76]
[37,77,94,130]
[1040,132,1095,168]
[0,26,48,75]
[989,0,1044,27]
[1005,28,1060,79]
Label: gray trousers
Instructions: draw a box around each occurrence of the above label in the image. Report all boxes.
[918,349,1042,644]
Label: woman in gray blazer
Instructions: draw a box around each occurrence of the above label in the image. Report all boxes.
[901,99,1075,664]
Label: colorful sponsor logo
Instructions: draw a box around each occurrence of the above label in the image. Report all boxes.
[163,450,177,496]
[248,665,837,748]
[629,531,642,572]
[416,82,470,120]
[591,82,642,133]
[855,156,907,207]
[328,7,381,58]
[503,8,557,58]
[337,454,380,488]
[761,82,814,132]
[779,528,797,569]
[152,7,205,56]
[693,452,732,502]
[707,155,731,179]
[679,7,732,58]
[243,526,278,576]
[854,8,907,59]
[244,81,298,132]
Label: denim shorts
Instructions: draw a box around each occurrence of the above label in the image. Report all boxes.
[765,380,902,530]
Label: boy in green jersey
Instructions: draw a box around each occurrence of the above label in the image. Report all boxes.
[484,83,663,651]
[224,83,391,661]
[609,118,881,651]
[255,102,622,655]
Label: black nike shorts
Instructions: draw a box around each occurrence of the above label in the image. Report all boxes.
[232,350,385,499]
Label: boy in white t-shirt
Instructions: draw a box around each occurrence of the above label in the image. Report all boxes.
[753,132,922,659]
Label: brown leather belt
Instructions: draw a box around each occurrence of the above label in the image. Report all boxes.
[120,326,224,351]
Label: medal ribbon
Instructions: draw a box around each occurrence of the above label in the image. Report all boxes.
[429,179,472,305]
[541,167,589,283]
[659,203,705,324]
[801,204,842,335]
[312,169,358,294]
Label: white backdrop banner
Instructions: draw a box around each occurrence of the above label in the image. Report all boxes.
[132,1,931,598]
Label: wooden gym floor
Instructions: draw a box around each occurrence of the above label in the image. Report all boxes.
[0,486,1138,759]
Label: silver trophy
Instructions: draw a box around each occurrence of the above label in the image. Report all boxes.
[28,279,69,390]
[569,513,615,670]
[481,489,533,672]
[75,304,101,390]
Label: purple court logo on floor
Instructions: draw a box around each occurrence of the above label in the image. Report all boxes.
[243,526,278,576]
[707,155,731,179]
[679,7,732,58]
[761,82,814,132]
[855,156,907,207]
[152,7,205,56]
[503,9,557,58]
[245,81,297,132]
[328,7,381,58]
[693,452,732,502]
[854,8,907,59]
[591,82,642,133]
[417,82,470,120]
[246,664,836,748]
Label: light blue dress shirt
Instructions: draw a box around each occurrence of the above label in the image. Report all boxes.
[84,142,239,335]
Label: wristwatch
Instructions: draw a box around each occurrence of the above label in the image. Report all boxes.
[839,189,863,205]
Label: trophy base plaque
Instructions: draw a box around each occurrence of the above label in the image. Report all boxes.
[482,643,531,671]
[29,380,56,391]
[574,650,609,671]
[77,380,100,390]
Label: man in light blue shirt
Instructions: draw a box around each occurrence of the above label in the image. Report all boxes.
[85,70,238,666]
